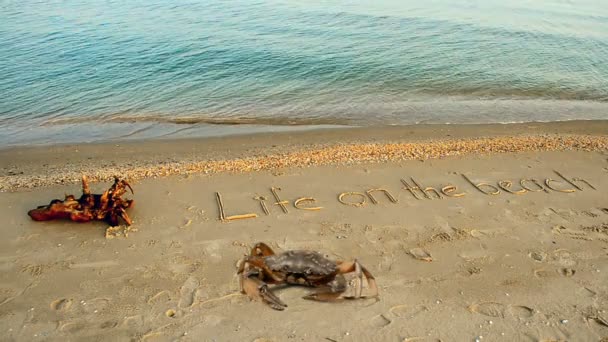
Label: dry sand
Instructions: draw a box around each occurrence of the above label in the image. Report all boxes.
[0,122,608,341]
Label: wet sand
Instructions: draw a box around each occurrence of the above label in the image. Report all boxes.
[0,122,607,341]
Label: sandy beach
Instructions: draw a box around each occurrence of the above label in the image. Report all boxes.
[1,121,608,341]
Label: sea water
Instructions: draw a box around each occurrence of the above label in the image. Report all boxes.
[1,0,607,146]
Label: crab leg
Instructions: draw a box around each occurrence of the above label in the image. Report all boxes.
[303,276,348,302]
[236,256,282,289]
[336,260,379,299]
[251,242,276,257]
[354,261,363,298]
[302,289,344,302]
[241,276,287,311]
[239,256,284,283]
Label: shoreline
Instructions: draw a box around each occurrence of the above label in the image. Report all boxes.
[3,101,608,147]
[3,119,608,151]
[1,120,607,191]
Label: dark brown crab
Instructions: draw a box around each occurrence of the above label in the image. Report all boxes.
[28,175,134,226]
[237,242,378,310]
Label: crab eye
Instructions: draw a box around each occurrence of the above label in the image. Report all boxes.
[305,269,311,275]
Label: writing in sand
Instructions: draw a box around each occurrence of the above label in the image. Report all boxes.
[215,170,597,222]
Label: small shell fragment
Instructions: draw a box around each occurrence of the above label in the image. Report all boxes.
[529,251,547,262]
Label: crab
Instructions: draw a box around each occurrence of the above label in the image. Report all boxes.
[28,175,134,226]
[237,242,378,310]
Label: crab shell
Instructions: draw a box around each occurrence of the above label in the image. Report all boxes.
[263,250,339,286]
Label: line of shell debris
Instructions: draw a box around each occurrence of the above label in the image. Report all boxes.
[1,135,607,191]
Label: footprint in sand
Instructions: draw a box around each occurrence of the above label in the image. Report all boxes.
[389,304,429,319]
[79,298,110,315]
[50,298,73,312]
[147,290,171,305]
[21,264,45,277]
[369,314,391,328]
[469,302,535,319]
[59,321,86,334]
[100,321,118,329]
[122,315,144,329]
[0,288,17,305]
[178,276,199,308]
[534,269,555,279]
[468,302,505,318]
[508,305,535,319]
[551,249,577,268]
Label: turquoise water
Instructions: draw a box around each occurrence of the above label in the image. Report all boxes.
[1,0,608,146]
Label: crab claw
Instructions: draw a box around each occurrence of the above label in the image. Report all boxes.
[241,277,287,311]
[259,283,287,311]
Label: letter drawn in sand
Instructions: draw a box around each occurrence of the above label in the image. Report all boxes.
[544,179,576,193]
[253,196,270,215]
[215,192,258,222]
[270,187,289,214]
[411,178,442,199]
[294,197,323,211]
[520,179,548,193]
[461,174,500,195]
[497,180,527,195]
[554,170,596,191]
[366,188,398,204]
[338,192,367,207]
[400,178,422,200]
[441,185,466,197]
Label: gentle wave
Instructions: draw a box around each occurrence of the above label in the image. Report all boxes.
[41,115,347,126]
[35,97,608,128]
